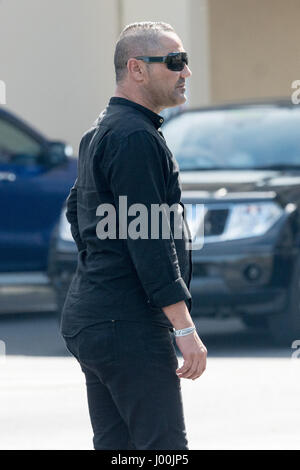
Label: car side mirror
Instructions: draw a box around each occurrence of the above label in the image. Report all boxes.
[44,141,73,167]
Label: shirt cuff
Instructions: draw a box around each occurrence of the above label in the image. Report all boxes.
[151,277,191,308]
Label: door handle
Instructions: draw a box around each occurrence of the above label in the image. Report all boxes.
[0,172,16,182]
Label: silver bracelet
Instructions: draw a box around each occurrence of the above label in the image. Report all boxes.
[173,325,196,337]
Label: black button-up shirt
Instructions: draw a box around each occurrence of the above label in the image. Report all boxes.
[61,97,192,337]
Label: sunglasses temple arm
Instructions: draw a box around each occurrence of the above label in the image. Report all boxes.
[147,57,166,63]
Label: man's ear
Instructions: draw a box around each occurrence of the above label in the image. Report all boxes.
[127,58,145,82]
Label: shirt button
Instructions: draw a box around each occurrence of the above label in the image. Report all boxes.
[159,118,163,123]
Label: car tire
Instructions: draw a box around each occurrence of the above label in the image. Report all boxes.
[267,254,300,346]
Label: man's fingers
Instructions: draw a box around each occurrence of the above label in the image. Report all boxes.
[179,359,198,378]
[176,359,192,376]
[176,357,198,378]
[192,363,206,380]
[177,357,206,380]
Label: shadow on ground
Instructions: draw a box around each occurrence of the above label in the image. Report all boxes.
[0,312,292,358]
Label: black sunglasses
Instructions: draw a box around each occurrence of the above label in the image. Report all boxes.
[133,52,188,72]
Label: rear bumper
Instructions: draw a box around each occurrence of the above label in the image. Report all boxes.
[0,272,57,314]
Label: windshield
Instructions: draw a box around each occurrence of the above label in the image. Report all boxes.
[162,106,300,171]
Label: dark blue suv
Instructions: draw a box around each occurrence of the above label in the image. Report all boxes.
[0,106,77,314]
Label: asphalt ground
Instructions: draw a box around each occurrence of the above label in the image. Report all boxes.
[0,313,299,450]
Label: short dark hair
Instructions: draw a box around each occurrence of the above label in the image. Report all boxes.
[114,21,175,83]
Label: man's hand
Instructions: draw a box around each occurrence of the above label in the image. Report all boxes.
[175,331,207,380]
[162,300,207,380]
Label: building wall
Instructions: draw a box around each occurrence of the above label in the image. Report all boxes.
[0,0,119,153]
[188,0,211,107]
[0,0,297,151]
[0,0,210,151]
[209,0,300,103]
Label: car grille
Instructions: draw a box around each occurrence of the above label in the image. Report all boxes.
[204,208,229,236]
[184,203,230,243]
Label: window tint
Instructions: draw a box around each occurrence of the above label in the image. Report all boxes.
[0,118,42,165]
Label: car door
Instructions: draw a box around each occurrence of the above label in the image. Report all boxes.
[0,114,69,272]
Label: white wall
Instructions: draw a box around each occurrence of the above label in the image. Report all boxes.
[2,0,292,154]
[0,0,119,153]
[0,0,211,151]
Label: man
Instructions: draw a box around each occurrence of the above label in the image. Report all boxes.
[61,21,207,450]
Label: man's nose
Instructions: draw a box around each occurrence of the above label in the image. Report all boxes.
[181,63,192,78]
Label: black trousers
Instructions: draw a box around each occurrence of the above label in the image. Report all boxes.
[63,320,189,450]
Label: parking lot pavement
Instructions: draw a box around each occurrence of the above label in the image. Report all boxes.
[0,314,299,450]
[183,356,300,450]
[1,354,299,450]
[0,356,92,450]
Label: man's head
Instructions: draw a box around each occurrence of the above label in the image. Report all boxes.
[114,21,192,113]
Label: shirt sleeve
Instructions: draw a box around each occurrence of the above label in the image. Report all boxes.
[65,178,86,252]
[101,130,191,308]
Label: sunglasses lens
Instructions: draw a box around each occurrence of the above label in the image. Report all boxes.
[167,53,188,71]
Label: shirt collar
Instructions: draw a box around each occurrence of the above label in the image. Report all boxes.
[109,97,164,130]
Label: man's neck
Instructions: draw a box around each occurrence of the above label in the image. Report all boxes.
[114,88,163,115]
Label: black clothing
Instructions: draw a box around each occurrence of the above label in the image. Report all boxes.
[64,320,189,450]
[61,97,192,450]
[61,97,192,337]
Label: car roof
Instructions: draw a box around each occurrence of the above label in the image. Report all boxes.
[0,105,48,143]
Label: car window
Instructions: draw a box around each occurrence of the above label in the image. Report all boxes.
[0,117,42,165]
[163,107,300,170]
